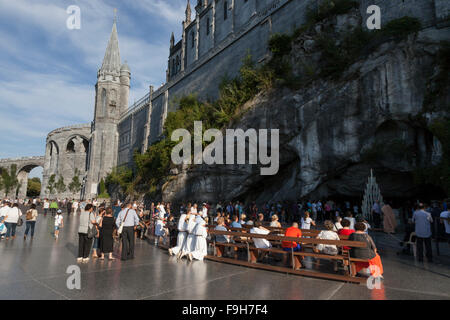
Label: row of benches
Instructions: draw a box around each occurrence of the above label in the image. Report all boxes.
[158,221,372,284]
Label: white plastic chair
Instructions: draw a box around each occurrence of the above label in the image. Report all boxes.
[405,232,417,257]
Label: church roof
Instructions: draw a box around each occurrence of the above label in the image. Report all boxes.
[100,20,121,73]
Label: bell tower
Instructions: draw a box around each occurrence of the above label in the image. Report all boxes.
[85,15,130,199]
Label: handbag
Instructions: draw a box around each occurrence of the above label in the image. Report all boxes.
[117,209,130,235]
[17,208,23,227]
[87,213,97,239]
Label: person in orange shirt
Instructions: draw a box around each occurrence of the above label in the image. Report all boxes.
[282,222,303,269]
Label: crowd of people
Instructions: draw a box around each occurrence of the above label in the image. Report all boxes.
[0,197,448,274]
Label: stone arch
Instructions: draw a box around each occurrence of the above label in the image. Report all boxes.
[47,140,60,173]
[16,164,44,198]
[65,135,90,172]
[66,140,75,153]
[66,134,90,153]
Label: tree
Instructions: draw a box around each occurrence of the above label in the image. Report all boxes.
[46,174,56,195]
[27,177,41,197]
[98,178,110,198]
[0,165,19,197]
[68,169,82,195]
[55,175,66,194]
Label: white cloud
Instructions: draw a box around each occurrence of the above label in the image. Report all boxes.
[130,0,186,25]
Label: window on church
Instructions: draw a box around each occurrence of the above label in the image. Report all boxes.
[191,32,195,48]
[224,1,228,20]
[206,18,210,35]
[101,88,107,117]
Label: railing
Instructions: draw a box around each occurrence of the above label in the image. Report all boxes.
[0,156,45,163]
[120,92,151,121]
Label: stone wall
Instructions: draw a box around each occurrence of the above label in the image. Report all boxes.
[118,0,443,179]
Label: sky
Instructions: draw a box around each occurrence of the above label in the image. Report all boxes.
[0,0,188,177]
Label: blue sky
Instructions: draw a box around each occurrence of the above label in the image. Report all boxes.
[0,0,188,177]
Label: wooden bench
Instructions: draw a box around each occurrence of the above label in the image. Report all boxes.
[207,229,370,284]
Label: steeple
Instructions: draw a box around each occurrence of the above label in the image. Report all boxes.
[170,32,175,48]
[185,0,192,24]
[100,19,121,75]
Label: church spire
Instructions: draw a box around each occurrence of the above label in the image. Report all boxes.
[185,0,192,24]
[100,18,121,74]
[170,32,175,48]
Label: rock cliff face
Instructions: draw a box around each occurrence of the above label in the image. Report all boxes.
[162,18,450,204]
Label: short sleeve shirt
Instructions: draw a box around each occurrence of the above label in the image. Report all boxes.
[413,210,433,238]
[440,211,450,234]
[251,227,271,249]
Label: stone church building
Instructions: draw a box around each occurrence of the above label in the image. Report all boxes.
[0,0,447,199]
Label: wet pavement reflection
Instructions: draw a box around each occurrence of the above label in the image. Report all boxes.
[0,207,449,300]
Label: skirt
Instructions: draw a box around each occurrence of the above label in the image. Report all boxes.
[354,253,384,277]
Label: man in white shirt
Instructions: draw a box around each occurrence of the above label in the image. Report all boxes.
[440,209,450,245]
[43,199,50,216]
[3,203,22,240]
[72,200,79,214]
[0,201,10,219]
[412,203,433,262]
[250,222,272,262]
[250,222,271,249]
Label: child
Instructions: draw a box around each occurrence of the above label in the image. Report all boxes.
[0,216,7,240]
[54,210,64,239]
[301,210,315,230]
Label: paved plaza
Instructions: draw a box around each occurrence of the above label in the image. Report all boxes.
[0,208,449,300]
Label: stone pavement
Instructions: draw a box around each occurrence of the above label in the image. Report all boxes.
[0,209,449,300]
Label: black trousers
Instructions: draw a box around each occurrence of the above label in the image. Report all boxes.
[78,233,93,258]
[416,236,432,261]
[121,227,135,260]
[373,213,381,228]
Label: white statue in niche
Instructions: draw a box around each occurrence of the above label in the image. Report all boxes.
[431,136,443,166]
[110,89,117,107]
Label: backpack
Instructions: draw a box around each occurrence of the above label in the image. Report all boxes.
[26,209,34,221]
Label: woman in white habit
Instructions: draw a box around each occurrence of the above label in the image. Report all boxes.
[188,216,208,261]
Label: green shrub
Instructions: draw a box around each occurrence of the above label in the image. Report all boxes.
[98,178,110,198]
[379,16,421,38]
[269,33,293,57]
[306,0,359,25]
